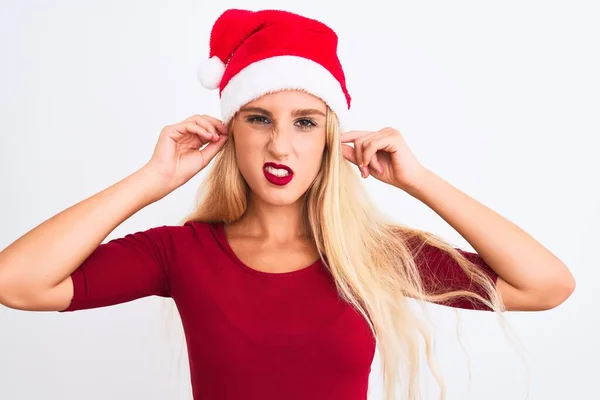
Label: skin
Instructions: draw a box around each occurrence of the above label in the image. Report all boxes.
[0,89,574,312]
[224,90,327,273]
[341,127,576,310]
[0,114,230,311]
[224,90,575,311]
[223,89,575,311]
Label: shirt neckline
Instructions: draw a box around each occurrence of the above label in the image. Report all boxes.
[212,222,323,279]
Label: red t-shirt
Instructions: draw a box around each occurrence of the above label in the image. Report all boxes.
[60,221,497,400]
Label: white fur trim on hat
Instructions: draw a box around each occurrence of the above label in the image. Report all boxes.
[219,55,349,130]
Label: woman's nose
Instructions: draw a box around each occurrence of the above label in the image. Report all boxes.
[268,127,293,158]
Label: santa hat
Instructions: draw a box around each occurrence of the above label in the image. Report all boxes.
[197,9,351,129]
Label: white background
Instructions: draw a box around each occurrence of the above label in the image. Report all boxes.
[0,1,598,399]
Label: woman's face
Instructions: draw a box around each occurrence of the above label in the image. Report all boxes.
[232,90,328,207]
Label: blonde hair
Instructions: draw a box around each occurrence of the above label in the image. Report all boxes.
[178,106,506,400]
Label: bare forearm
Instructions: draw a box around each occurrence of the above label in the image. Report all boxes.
[406,169,575,309]
[0,166,163,299]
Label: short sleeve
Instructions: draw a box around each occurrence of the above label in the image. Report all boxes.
[409,239,498,311]
[59,225,176,312]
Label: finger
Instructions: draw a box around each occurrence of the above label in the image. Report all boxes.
[362,136,387,170]
[362,136,388,178]
[199,133,228,165]
[343,144,368,178]
[355,132,379,177]
[187,122,217,143]
[175,122,213,144]
[354,142,370,178]
[202,115,227,133]
[340,130,373,143]
[353,140,365,177]
[368,153,384,175]
[200,115,228,135]
[185,114,228,135]
[193,118,219,140]
[203,116,228,135]
[341,144,357,165]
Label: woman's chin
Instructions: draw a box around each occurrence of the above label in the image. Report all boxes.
[258,186,305,207]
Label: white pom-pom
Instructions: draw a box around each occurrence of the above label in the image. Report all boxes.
[197,56,225,90]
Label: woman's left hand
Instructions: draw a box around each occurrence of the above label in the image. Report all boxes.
[340,127,427,192]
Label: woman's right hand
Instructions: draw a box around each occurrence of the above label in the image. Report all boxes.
[144,114,229,197]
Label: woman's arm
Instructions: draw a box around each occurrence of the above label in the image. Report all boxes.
[0,114,228,311]
[341,127,575,311]
[0,166,162,311]
[405,168,575,311]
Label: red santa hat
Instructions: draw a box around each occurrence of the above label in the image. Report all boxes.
[197,9,351,129]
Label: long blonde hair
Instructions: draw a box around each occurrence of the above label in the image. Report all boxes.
[178,106,505,400]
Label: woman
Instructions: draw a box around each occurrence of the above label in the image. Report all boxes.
[0,8,574,400]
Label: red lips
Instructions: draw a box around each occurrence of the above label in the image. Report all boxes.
[263,162,294,186]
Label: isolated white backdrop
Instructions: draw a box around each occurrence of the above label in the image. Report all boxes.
[0,1,598,399]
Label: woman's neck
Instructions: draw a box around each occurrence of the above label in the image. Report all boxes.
[234,195,306,241]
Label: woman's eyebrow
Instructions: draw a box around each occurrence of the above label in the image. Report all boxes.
[238,107,326,118]
[239,106,272,118]
[291,108,326,117]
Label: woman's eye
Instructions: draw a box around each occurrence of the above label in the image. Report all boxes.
[295,118,317,129]
[246,115,270,125]
[245,115,317,130]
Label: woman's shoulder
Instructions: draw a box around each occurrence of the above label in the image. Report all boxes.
[130,220,220,252]
[158,219,220,241]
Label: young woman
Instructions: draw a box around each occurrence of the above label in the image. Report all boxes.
[0,8,574,400]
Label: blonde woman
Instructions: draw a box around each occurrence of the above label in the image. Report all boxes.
[0,8,574,400]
